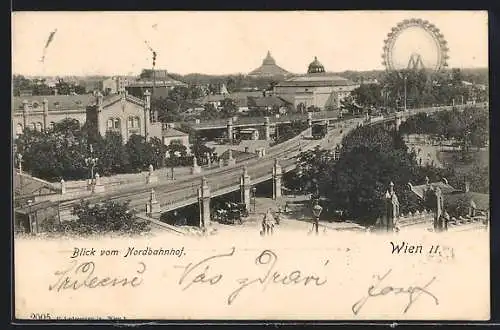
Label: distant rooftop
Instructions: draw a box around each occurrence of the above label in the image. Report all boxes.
[162,127,189,138]
[128,69,188,88]
[248,51,290,77]
[12,94,95,112]
[276,74,357,88]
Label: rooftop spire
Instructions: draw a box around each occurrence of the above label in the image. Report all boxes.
[248,50,289,77]
[262,51,276,65]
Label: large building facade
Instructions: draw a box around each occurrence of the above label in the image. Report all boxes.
[101,76,133,95]
[85,91,162,144]
[12,91,164,144]
[274,57,359,111]
[12,95,92,136]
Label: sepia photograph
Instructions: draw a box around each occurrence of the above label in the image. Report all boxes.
[12,11,490,321]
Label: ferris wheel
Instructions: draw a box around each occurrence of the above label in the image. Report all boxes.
[382,18,449,72]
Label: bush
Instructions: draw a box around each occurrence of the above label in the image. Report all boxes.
[41,200,150,236]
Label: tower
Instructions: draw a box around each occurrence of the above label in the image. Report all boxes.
[383,182,400,231]
[407,53,425,71]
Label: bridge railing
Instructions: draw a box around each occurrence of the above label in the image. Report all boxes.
[184,111,339,129]
[184,103,483,129]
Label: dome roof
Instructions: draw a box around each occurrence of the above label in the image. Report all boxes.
[307,56,325,74]
[262,51,276,66]
[248,51,289,77]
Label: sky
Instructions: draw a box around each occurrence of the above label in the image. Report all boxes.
[12,11,488,76]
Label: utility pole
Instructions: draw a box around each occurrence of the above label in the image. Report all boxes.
[152,50,157,123]
[404,75,408,111]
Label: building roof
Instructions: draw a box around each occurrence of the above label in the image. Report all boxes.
[127,79,187,88]
[230,91,264,99]
[276,74,357,88]
[12,94,95,112]
[409,181,459,199]
[94,93,145,108]
[162,127,189,138]
[445,191,489,211]
[15,200,58,215]
[200,94,227,103]
[307,56,326,74]
[253,96,290,108]
[248,51,290,77]
[14,171,61,198]
[128,70,187,88]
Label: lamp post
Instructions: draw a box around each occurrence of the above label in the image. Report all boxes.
[85,144,98,188]
[16,152,23,191]
[16,153,23,174]
[27,199,36,234]
[312,202,323,235]
[251,187,257,213]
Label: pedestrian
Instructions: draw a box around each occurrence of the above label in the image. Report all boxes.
[262,209,275,236]
[275,207,282,225]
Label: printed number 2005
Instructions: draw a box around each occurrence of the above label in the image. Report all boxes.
[30,313,51,320]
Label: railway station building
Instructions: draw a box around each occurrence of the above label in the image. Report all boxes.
[274,56,359,112]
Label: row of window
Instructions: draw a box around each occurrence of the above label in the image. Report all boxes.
[106,116,141,130]
[16,121,66,134]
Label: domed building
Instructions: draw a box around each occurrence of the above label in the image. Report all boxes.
[307,56,326,74]
[274,56,359,112]
[248,51,290,77]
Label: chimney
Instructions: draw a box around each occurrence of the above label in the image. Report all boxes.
[464,181,470,193]
[96,91,103,108]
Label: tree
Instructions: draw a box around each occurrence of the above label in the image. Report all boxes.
[15,120,91,181]
[153,97,183,123]
[13,75,33,96]
[55,79,74,95]
[221,98,238,117]
[199,103,221,120]
[340,95,362,115]
[43,200,150,235]
[294,146,336,194]
[191,137,215,162]
[98,131,129,175]
[325,144,418,224]
[290,125,421,225]
[167,140,188,159]
[125,135,153,172]
[351,84,383,108]
[149,137,169,169]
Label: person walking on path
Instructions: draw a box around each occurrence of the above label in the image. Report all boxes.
[261,209,275,236]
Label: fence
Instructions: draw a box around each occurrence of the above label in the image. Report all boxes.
[395,209,435,228]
